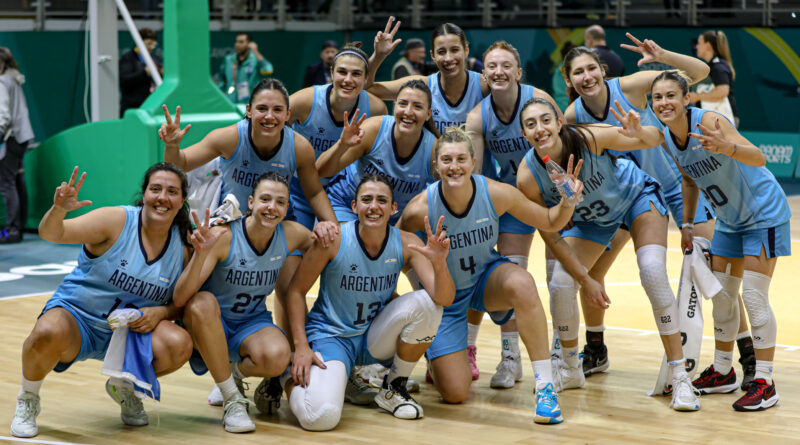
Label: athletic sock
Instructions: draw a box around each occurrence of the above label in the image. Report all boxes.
[563,346,579,368]
[754,360,774,385]
[669,358,688,380]
[388,355,416,383]
[217,375,240,401]
[467,322,480,347]
[230,361,245,380]
[585,325,605,349]
[501,331,520,358]
[532,359,553,391]
[713,349,734,375]
[20,375,43,396]
[736,330,751,341]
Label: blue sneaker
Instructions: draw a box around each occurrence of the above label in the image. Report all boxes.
[534,383,563,424]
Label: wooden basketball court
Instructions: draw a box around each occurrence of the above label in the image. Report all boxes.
[1,196,799,444]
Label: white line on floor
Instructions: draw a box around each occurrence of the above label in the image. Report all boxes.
[0,436,91,445]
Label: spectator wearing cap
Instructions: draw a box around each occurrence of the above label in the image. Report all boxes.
[391,38,437,80]
[303,40,339,88]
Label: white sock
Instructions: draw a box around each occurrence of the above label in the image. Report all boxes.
[563,346,579,368]
[586,324,605,333]
[231,361,245,380]
[388,356,417,384]
[467,322,480,347]
[501,331,520,358]
[736,330,751,341]
[669,358,688,380]
[532,359,552,391]
[20,375,43,396]
[754,360,774,384]
[713,349,734,375]
[217,375,240,401]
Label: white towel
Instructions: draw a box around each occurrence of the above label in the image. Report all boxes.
[102,309,161,401]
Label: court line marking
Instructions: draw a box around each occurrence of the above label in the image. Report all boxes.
[0,436,91,445]
[0,291,55,301]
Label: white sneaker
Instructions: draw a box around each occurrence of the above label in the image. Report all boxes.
[490,354,523,389]
[374,376,423,420]
[208,385,223,406]
[670,375,701,412]
[105,379,148,426]
[345,369,378,405]
[10,392,40,438]
[551,359,585,392]
[253,377,283,414]
[223,393,255,433]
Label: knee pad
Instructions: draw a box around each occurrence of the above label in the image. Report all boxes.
[289,358,346,431]
[549,262,579,342]
[506,254,528,270]
[294,401,342,431]
[636,245,679,335]
[399,289,443,344]
[742,270,777,349]
[711,271,741,343]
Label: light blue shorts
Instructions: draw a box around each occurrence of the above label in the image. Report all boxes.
[499,212,536,235]
[42,299,114,372]
[188,313,280,375]
[310,334,391,376]
[662,184,715,228]
[711,222,791,259]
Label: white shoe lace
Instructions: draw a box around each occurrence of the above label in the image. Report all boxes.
[15,395,38,421]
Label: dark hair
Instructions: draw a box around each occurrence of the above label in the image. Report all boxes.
[396,79,438,135]
[561,46,609,103]
[431,23,468,52]
[321,40,338,50]
[332,42,369,72]
[700,30,735,80]
[249,78,290,108]
[519,98,602,174]
[584,25,605,42]
[139,28,157,41]
[245,172,290,217]
[355,173,394,202]
[651,70,691,96]
[237,32,253,42]
[0,47,19,74]
[136,162,192,248]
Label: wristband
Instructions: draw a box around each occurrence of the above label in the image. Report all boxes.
[682,223,694,230]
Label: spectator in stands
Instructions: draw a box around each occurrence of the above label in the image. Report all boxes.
[687,30,738,127]
[391,38,437,80]
[0,47,34,244]
[584,25,625,78]
[302,40,338,88]
[217,33,274,104]
[119,28,163,115]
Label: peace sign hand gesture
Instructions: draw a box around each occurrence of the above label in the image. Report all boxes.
[53,166,93,212]
[340,109,367,148]
[620,33,665,66]
[190,209,226,254]
[689,118,734,155]
[374,16,402,60]
[408,215,450,266]
[609,99,643,139]
[159,105,192,147]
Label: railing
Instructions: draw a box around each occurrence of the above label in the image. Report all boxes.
[0,0,798,29]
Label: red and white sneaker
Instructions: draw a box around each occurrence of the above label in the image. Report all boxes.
[467,345,480,381]
[733,378,779,411]
[692,365,739,394]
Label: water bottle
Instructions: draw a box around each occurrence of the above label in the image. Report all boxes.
[542,155,582,205]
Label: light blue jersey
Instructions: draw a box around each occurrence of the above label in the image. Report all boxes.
[220,120,298,212]
[201,218,288,323]
[574,78,683,195]
[663,108,791,232]
[305,221,405,340]
[327,116,434,224]
[429,70,484,134]
[427,175,501,290]
[481,83,534,184]
[525,147,654,226]
[47,206,184,332]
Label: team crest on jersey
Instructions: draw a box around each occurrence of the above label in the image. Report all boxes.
[475,217,489,224]
[119,259,128,268]
[242,160,249,167]
[385,258,397,264]
[350,263,359,272]
[375,159,384,166]
[318,127,325,134]
[271,162,286,169]
[492,130,499,137]
[270,255,283,262]
[433,108,440,116]
[239,259,247,266]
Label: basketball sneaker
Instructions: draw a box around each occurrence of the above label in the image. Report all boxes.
[105,379,148,426]
[692,365,738,394]
[732,379,779,411]
[222,393,255,433]
[467,345,480,380]
[551,359,585,392]
[490,354,523,389]
[10,392,40,438]
[375,376,423,420]
[534,383,563,424]
[669,375,701,411]
[254,377,283,414]
[345,370,377,405]
[581,343,609,377]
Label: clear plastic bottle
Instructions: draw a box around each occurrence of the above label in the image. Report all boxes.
[542,155,582,205]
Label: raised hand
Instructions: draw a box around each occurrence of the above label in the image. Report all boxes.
[408,215,450,265]
[374,16,402,59]
[609,99,642,138]
[53,166,93,212]
[159,104,191,146]
[564,154,585,199]
[190,209,226,253]
[340,109,366,148]
[620,33,664,66]
[689,118,734,155]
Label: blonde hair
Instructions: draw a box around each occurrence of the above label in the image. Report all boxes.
[434,125,474,158]
[701,30,735,80]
